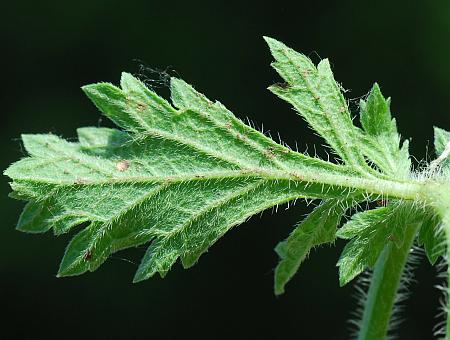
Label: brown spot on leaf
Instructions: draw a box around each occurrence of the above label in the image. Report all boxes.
[136,103,146,112]
[75,178,88,185]
[265,147,277,159]
[84,250,92,261]
[116,160,130,172]
[377,199,389,207]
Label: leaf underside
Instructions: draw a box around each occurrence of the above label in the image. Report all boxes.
[274,198,353,295]
[337,202,418,286]
[6,37,444,293]
[5,68,363,282]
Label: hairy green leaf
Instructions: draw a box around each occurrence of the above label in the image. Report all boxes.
[6,71,379,281]
[358,84,410,178]
[264,37,372,175]
[9,36,450,340]
[274,199,352,295]
[337,203,417,286]
[5,38,425,287]
[417,213,445,265]
[359,83,394,136]
[16,200,53,233]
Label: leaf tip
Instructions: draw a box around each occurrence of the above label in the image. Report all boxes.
[169,76,184,87]
[338,277,347,287]
[133,269,159,283]
[263,36,286,52]
[371,82,381,93]
[317,58,331,70]
[274,285,285,296]
[132,274,144,284]
[169,77,188,97]
[262,35,275,44]
[133,266,153,283]
[80,83,97,96]
[120,71,139,90]
[56,267,68,278]
[3,164,14,178]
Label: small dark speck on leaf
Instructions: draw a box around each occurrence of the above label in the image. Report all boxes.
[84,250,92,261]
[387,234,396,242]
[265,147,277,159]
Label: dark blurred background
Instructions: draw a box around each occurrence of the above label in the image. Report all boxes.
[2,1,450,339]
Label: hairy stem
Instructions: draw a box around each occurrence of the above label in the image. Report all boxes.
[424,182,450,339]
[445,235,450,339]
[357,221,421,340]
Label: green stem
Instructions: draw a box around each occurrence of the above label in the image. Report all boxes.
[445,235,450,338]
[424,182,450,339]
[357,221,421,340]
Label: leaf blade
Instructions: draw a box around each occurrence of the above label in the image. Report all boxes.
[336,203,418,286]
[274,199,352,295]
[358,84,410,178]
[6,73,372,282]
[264,37,370,175]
